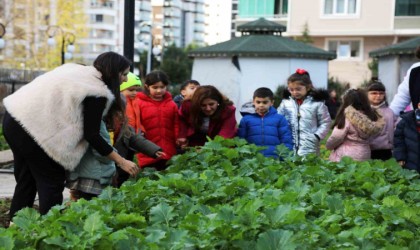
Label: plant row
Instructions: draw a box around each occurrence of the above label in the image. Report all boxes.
[0,137,419,249]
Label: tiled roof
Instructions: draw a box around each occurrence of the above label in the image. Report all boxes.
[237,17,286,33]
[189,35,336,60]
[369,37,420,58]
[189,17,335,60]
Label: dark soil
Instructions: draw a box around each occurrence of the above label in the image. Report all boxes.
[0,197,11,228]
[0,197,39,228]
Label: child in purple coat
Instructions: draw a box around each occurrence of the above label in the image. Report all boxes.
[366,81,395,160]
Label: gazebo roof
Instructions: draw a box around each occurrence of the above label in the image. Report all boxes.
[189,35,336,59]
[369,37,420,58]
[237,17,286,34]
[189,18,335,60]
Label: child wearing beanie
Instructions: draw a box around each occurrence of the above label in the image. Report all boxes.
[121,72,143,133]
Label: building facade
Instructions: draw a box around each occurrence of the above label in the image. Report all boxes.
[0,0,53,69]
[233,0,420,87]
[0,0,207,69]
[150,0,205,48]
[78,0,125,64]
[204,0,232,45]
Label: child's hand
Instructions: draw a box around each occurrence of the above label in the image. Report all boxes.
[176,138,188,149]
[156,151,168,159]
[398,161,405,167]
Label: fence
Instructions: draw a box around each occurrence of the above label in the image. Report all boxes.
[0,68,45,121]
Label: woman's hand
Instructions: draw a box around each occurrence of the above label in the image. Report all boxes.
[108,151,139,177]
[118,159,140,177]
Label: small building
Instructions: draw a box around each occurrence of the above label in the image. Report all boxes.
[369,37,420,102]
[189,18,335,119]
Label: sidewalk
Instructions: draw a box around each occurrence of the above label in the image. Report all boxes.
[0,172,16,198]
[0,150,15,198]
[0,149,70,200]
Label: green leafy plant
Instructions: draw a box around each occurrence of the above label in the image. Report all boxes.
[1,137,419,249]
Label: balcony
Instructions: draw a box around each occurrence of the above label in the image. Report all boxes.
[90,0,116,9]
[394,16,420,30]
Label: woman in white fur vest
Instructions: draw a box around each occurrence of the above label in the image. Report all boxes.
[2,52,140,219]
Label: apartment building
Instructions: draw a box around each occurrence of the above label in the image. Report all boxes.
[0,0,208,69]
[79,0,153,64]
[151,0,206,48]
[0,0,52,68]
[204,0,232,45]
[233,0,420,86]
[78,0,124,63]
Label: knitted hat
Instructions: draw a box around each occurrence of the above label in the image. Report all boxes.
[120,72,142,91]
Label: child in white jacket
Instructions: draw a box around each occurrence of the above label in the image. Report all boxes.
[390,46,420,116]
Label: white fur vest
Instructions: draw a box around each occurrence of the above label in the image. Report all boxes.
[3,63,115,171]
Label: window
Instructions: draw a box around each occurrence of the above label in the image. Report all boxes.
[395,0,420,16]
[324,0,357,15]
[275,0,288,16]
[328,40,361,59]
[239,0,288,18]
[91,14,103,23]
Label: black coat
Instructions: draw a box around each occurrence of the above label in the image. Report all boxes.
[325,98,340,119]
[393,111,420,172]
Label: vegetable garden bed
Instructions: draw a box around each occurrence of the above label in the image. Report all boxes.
[0,137,419,249]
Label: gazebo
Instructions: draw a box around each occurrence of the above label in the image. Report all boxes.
[188,18,336,119]
[369,37,420,101]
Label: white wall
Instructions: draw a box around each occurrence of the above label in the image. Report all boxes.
[289,58,329,89]
[191,58,241,108]
[378,57,399,102]
[191,57,330,121]
[378,56,419,105]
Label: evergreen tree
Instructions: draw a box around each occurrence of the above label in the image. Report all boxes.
[295,22,313,44]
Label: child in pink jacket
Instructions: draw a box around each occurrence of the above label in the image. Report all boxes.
[326,89,384,162]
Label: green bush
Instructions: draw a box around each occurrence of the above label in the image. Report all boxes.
[0,128,10,151]
[1,137,419,249]
[328,77,348,100]
[274,84,286,108]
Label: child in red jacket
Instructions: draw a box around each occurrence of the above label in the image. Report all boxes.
[135,70,179,170]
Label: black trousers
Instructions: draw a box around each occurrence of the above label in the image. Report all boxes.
[115,167,130,188]
[3,112,65,218]
[371,149,393,161]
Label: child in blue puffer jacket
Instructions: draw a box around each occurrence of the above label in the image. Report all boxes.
[238,87,293,158]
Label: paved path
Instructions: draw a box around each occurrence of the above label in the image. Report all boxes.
[0,150,15,198]
[0,149,70,200]
[0,172,16,198]
[0,150,13,167]
[0,172,70,200]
